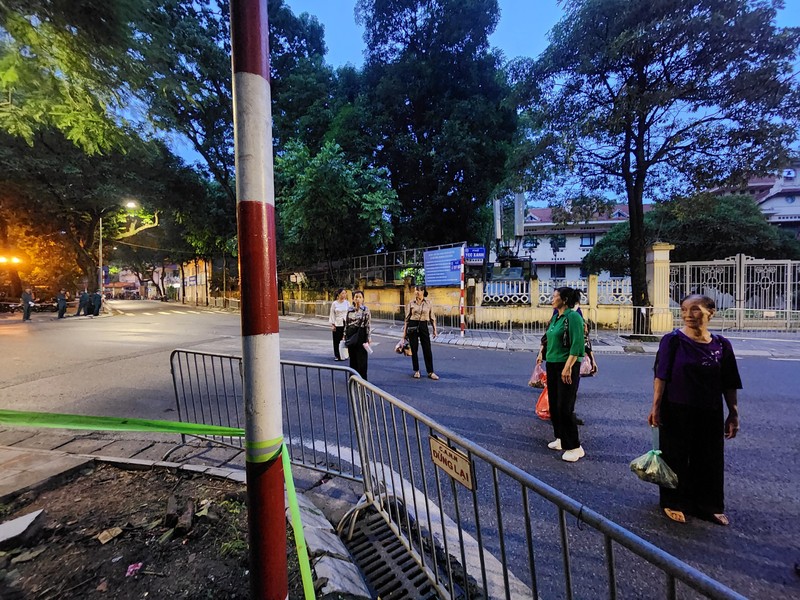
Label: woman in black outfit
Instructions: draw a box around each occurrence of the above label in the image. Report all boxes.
[344,290,372,380]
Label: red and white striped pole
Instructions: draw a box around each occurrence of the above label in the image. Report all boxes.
[230,2,287,599]
[460,244,465,337]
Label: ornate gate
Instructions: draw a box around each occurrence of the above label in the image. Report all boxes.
[669,254,800,330]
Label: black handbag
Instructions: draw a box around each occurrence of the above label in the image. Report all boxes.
[345,311,366,348]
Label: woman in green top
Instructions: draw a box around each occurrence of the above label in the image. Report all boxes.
[536,287,586,462]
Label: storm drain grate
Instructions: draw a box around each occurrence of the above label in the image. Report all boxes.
[344,508,442,599]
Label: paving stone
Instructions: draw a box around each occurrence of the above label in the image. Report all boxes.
[0,454,93,502]
[305,478,364,526]
[79,439,153,458]
[10,432,77,451]
[128,442,181,461]
[97,456,154,471]
[174,445,244,468]
[289,464,326,492]
[313,556,371,599]
[288,503,333,531]
[0,430,36,447]
[52,438,116,455]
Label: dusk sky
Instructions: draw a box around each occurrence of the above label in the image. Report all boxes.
[285,0,800,68]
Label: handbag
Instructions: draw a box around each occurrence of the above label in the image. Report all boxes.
[404,304,419,336]
[345,326,365,348]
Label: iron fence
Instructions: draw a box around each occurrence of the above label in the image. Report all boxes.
[169,348,747,599]
[169,349,363,481]
[345,376,748,600]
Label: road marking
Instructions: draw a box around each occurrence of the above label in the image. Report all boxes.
[142,312,154,316]
[158,311,171,315]
[769,358,800,361]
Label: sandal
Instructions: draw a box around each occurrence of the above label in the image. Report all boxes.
[428,373,439,380]
[663,508,686,523]
[413,372,420,379]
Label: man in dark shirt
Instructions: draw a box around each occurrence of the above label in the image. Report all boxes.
[56,289,68,319]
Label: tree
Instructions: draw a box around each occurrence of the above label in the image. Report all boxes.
[0,129,179,283]
[0,0,146,153]
[355,0,517,248]
[275,140,398,279]
[583,195,800,274]
[526,0,800,331]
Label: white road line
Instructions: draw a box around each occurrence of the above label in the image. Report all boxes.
[142,312,154,316]
[769,357,800,361]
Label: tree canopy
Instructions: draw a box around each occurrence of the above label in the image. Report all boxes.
[523,0,800,325]
[583,195,800,274]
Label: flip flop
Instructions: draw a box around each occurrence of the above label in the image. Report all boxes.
[711,513,730,526]
[663,508,686,523]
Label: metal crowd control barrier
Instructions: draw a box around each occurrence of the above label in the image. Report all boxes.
[169,349,363,481]
[170,349,745,600]
[345,377,747,600]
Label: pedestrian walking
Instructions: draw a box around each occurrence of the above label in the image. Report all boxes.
[344,290,371,380]
[328,288,350,361]
[648,294,742,525]
[537,286,586,462]
[56,289,68,319]
[402,285,439,380]
[21,287,34,321]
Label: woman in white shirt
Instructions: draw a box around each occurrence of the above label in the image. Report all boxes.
[329,288,351,361]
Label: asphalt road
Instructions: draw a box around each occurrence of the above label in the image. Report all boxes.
[1,300,798,599]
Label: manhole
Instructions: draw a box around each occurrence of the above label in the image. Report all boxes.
[344,508,442,599]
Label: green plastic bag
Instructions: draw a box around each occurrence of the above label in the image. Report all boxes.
[630,428,678,489]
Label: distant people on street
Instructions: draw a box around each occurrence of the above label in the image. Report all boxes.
[402,285,439,380]
[56,289,68,319]
[648,294,742,526]
[76,291,89,316]
[91,290,103,316]
[344,290,371,380]
[329,288,350,361]
[537,286,586,462]
[21,287,34,321]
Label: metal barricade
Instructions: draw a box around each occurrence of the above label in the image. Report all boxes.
[345,376,747,600]
[169,349,363,481]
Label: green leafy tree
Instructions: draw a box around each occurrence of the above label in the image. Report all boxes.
[525,0,800,331]
[355,0,517,248]
[583,195,800,274]
[275,140,398,279]
[0,0,145,153]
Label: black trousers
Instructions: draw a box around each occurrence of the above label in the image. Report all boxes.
[408,321,434,374]
[57,303,67,318]
[349,345,368,380]
[545,361,581,450]
[659,401,725,515]
[332,326,344,359]
[22,305,32,320]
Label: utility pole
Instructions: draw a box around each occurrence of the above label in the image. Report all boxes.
[230,1,287,598]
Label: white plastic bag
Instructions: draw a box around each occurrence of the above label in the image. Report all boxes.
[339,340,349,360]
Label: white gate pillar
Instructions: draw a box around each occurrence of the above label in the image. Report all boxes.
[647,242,675,333]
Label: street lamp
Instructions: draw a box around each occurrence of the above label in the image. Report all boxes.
[99,201,138,292]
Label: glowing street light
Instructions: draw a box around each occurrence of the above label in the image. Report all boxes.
[0,255,22,264]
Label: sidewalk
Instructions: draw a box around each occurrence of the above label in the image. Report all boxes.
[281,313,800,359]
[0,430,372,599]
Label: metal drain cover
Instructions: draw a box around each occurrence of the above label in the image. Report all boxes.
[344,508,441,599]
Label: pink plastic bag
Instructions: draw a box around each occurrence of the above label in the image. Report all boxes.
[528,362,546,388]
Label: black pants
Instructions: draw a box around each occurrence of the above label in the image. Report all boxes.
[332,326,344,359]
[22,305,32,321]
[57,303,66,318]
[408,321,434,374]
[349,344,368,380]
[545,361,581,450]
[659,401,725,515]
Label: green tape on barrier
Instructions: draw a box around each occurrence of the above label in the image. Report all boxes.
[0,410,245,438]
[282,444,315,600]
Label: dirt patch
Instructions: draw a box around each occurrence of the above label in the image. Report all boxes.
[0,464,306,599]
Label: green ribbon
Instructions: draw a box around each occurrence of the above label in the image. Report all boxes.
[282,444,315,600]
[0,409,244,437]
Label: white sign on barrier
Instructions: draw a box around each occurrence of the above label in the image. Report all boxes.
[429,436,474,490]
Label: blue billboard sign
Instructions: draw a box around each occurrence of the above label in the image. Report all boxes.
[423,247,462,286]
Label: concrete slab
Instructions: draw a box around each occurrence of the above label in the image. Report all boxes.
[0,509,45,550]
[13,432,80,451]
[0,453,93,502]
[314,555,371,599]
[305,478,363,525]
[173,445,244,468]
